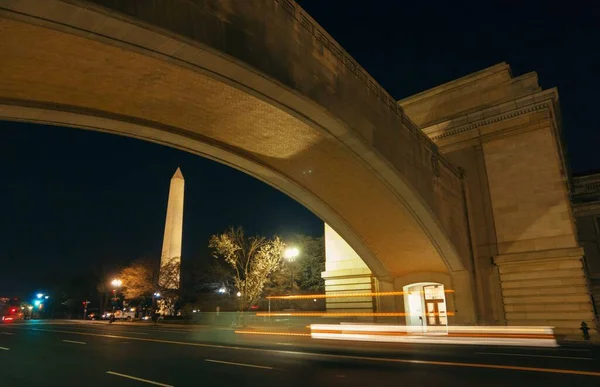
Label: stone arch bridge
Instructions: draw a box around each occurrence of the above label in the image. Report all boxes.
[1,0,592,332]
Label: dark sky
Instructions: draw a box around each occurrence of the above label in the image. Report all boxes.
[1,1,598,294]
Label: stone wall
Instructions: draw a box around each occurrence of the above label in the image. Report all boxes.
[82,0,471,272]
[321,224,374,313]
[399,63,595,333]
[572,173,600,320]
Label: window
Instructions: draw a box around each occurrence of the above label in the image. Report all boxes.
[424,285,444,300]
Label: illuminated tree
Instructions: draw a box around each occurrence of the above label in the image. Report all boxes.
[119,257,182,315]
[156,260,181,315]
[119,257,158,300]
[209,226,285,310]
[264,235,325,295]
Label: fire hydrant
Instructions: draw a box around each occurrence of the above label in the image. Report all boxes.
[580,321,590,341]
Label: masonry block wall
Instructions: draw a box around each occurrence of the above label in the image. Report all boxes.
[321,224,374,313]
[572,173,600,319]
[399,63,596,334]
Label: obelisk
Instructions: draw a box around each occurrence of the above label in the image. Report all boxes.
[159,167,184,290]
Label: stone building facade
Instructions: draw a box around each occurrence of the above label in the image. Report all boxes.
[323,63,596,334]
[572,172,600,318]
[398,62,594,334]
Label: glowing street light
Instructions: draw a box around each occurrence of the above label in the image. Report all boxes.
[36,293,43,299]
[236,291,242,297]
[151,292,161,318]
[284,247,300,261]
[110,279,122,322]
[284,247,300,294]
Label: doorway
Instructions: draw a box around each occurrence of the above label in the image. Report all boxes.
[403,282,448,330]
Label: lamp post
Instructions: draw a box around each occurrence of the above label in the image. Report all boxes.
[152,292,160,314]
[111,279,122,321]
[284,247,300,294]
[33,293,48,319]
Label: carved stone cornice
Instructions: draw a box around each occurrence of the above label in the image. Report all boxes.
[424,99,553,142]
[421,89,558,143]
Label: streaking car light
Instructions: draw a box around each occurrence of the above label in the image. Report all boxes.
[309,324,558,347]
[257,312,455,317]
[234,330,311,337]
[267,289,455,300]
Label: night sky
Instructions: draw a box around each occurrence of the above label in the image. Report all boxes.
[1,1,598,294]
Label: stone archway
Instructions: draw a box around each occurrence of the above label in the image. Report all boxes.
[0,0,476,319]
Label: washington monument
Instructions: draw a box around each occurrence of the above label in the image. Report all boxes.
[159,167,184,289]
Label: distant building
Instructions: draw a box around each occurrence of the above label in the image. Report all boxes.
[572,172,600,317]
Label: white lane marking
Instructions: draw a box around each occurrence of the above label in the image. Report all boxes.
[106,371,173,387]
[0,347,9,351]
[48,322,193,334]
[475,352,592,360]
[147,330,187,334]
[65,326,150,336]
[8,326,600,377]
[1,332,15,335]
[205,359,273,370]
[62,340,87,345]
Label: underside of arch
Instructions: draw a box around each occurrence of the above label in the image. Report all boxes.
[0,7,465,280]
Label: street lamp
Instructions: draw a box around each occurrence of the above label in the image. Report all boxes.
[111,279,122,321]
[284,247,300,294]
[152,292,160,315]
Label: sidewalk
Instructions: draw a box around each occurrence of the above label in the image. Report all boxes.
[556,334,600,346]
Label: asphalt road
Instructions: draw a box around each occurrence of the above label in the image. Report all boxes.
[0,320,599,386]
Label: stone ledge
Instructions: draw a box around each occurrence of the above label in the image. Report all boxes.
[506,311,594,321]
[321,268,372,279]
[398,62,510,107]
[500,268,585,282]
[501,277,587,289]
[494,247,585,265]
[423,92,556,142]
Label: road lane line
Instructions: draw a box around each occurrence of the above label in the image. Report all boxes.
[1,332,15,335]
[205,359,273,370]
[476,351,592,360]
[0,347,9,351]
[46,325,151,336]
[62,340,87,345]
[106,371,173,387]
[8,326,600,377]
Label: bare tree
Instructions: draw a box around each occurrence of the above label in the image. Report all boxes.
[159,258,180,290]
[209,226,285,310]
[156,260,181,315]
